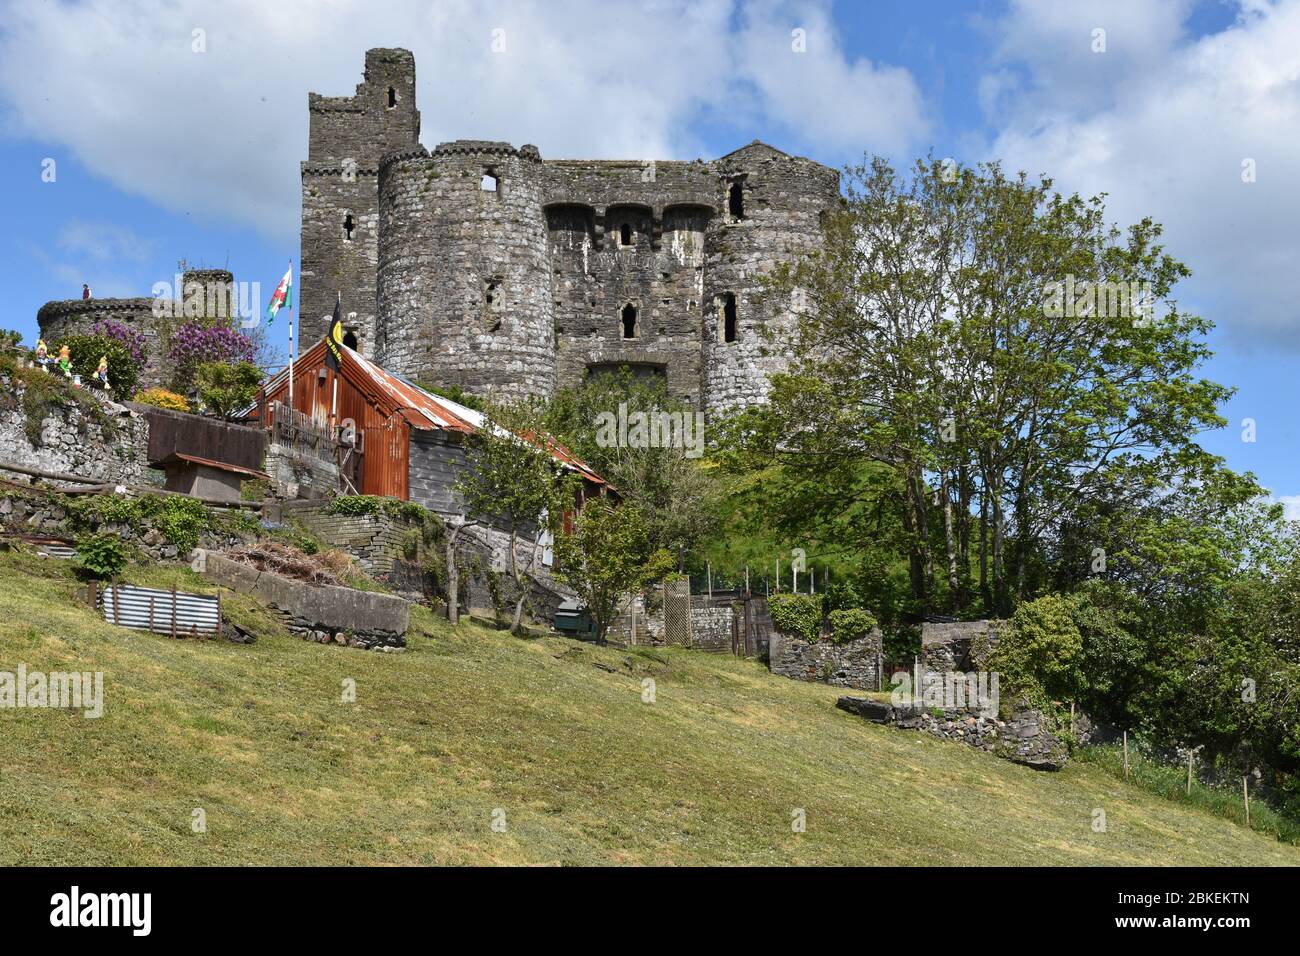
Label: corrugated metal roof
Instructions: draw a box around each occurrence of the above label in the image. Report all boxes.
[261,339,607,486]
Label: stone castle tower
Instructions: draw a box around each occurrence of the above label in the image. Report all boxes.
[303,49,840,419]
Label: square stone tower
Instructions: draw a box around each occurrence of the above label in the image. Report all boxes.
[300,48,420,355]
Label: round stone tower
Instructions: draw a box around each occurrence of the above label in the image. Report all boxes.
[377,140,555,400]
[702,143,840,421]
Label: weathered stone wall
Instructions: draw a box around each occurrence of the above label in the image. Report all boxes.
[920,619,1002,672]
[0,489,256,562]
[837,695,1070,770]
[280,500,411,575]
[0,378,149,484]
[378,141,555,399]
[319,49,840,418]
[702,143,841,420]
[202,552,409,650]
[302,48,421,352]
[769,629,884,689]
[263,441,339,500]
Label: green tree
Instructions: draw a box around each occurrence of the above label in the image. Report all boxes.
[744,155,1243,616]
[457,398,578,634]
[195,361,262,420]
[545,367,717,565]
[553,498,673,644]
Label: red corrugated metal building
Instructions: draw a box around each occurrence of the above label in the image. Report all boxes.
[254,338,608,504]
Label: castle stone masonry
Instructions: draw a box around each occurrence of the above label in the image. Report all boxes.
[303,48,840,418]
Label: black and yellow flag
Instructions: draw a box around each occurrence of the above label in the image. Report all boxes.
[325,294,343,371]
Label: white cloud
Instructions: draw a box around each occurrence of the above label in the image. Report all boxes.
[0,0,928,242]
[58,221,155,263]
[981,0,1300,350]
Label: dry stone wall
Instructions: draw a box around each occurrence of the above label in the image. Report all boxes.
[769,629,884,689]
[0,378,149,485]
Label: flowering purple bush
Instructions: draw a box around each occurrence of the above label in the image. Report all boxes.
[168,321,256,389]
[91,320,147,368]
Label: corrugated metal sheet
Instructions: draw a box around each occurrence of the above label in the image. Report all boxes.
[99,584,221,636]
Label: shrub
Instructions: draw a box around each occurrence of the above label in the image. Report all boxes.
[75,532,128,580]
[325,495,429,524]
[132,387,189,412]
[987,594,1084,708]
[53,334,140,402]
[90,320,147,368]
[828,607,877,644]
[822,580,860,614]
[769,592,823,642]
[168,322,255,391]
[195,361,262,420]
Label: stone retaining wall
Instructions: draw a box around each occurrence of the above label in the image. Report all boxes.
[0,375,150,485]
[201,552,409,649]
[836,696,1069,770]
[769,629,884,689]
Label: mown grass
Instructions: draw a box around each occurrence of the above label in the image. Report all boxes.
[1077,744,1300,846]
[0,548,1296,866]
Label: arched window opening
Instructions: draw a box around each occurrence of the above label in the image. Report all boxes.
[728,180,744,218]
[621,303,638,339]
[723,293,738,342]
[342,213,355,241]
[387,87,397,109]
[619,222,632,246]
[342,330,359,351]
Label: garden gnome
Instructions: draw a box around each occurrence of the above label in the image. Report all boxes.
[56,344,73,379]
[94,355,110,391]
[34,339,50,372]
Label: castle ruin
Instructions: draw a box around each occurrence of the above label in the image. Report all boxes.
[302,48,840,418]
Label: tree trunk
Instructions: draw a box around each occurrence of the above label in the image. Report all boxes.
[941,472,959,609]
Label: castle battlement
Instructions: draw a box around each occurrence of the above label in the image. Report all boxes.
[302,49,840,417]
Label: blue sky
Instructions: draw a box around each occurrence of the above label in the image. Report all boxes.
[0,0,1297,508]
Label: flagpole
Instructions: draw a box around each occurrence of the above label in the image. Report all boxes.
[287,260,295,412]
[330,290,340,437]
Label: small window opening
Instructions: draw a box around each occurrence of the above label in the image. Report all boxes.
[481,172,498,192]
[619,222,632,246]
[728,180,744,218]
[621,303,638,339]
[342,213,355,241]
[342,330,359,351]
[387,87,397,109]
[723,293,738,342]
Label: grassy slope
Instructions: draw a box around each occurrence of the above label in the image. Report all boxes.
[0,551,1294,866]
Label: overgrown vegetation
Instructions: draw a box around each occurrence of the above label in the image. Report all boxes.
[769,593,822,642]
[0,349,120,448]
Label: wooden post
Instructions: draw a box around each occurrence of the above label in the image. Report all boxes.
[745,565,749,596]
[1123,731,1129,779]
[216,590,223,640]
[1243,776,1250,826]
[630,596,637,646]
[111,586,121,626]
[148,596,155,634]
